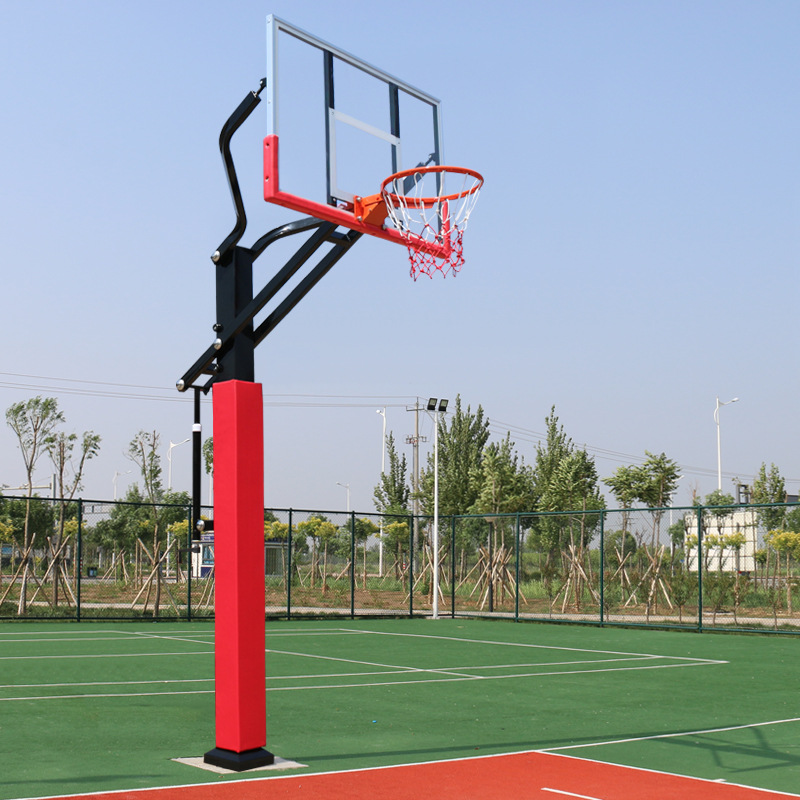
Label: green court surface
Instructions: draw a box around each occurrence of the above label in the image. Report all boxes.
[1,619,799,799]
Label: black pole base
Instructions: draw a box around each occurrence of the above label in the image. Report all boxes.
[204,746,275,772]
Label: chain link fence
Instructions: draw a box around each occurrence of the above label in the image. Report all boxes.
[1,495,799,633]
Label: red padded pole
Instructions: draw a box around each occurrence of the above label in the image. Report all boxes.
[205,380,271,768]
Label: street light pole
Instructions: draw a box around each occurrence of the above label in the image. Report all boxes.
[113,470,131,501]
[715,396,739,491]
[168,438,191,491]
[336,481,351,512]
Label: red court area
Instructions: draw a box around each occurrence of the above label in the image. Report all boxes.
[65,751,799,800]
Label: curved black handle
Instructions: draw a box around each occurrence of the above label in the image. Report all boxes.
[214,78,267,262]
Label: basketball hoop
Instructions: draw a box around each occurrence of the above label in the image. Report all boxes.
[381,166,483,280]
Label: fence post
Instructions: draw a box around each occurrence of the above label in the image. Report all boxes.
[186,506,193,622]
[350,511,356,619]
[451,516,456,617]
[488,520,494,614]
[408,514,414,618]
[697,505,704,633]
[599,511,605,626]
[515,514,521,622]
[76,499,82,623]
[287,509,293,620]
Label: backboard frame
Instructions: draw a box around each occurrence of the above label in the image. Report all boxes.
[263,15,448,254]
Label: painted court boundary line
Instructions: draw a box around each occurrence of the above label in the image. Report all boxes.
[2,626,793,800]
[0,659,723,702]
[13,748,800,800]
[537,750,800,798]
[541,716,800,752]
[0,627,726,702]
[340,626,729,665]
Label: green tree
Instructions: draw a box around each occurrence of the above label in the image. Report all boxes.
[604,452,679,547]
[530,409,604,562]
[0,496,55,559]
[124,431,190,615]
[91,484,151,555]
[668,518,688,552]
[265,519,290,587]
[637,451,681,509]
[705,489,735,508]
[531,407,574,509]
[603,464,646,536]
[604,530,637,570]
[469,434,536,602]
[751,462,786,532]
[765,529,800,612]
[127,431,163,508]
[381,520,411,579]
[419,396,490,516]
[668,565,693,624]
[202,436,214,507]
[701,489,736,570]
[351,517,379,589]
[202,436,214,476]
[637,451,681,547]
[786,505,800,534]
[472,434,535,517]
[296,515,337,588]
[604,465,646,510]
[5,396,64,614]
[373,433,410,518]
[47,430,101,605]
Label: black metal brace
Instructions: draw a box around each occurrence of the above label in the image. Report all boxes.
[177,80,363,537]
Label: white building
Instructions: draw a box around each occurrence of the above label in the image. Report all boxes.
[684,508,761,573]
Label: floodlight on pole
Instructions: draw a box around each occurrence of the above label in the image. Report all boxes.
[168,438,191,491]
[714,396,739,491]
[428,397,448,619]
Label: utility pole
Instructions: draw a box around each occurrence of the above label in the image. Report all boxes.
[406,399,427,565]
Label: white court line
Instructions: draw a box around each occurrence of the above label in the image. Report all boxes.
[538,749,800,798]
[0,628,127,636]
[0,635,178,644]
[339,627,728,665]
[0,657,712,694]
[542,789,603,800]
[0,626,351,644]
[266,646,482,680]
[0,668,421,691]
[0,688,215,702]
[0,650,213,661]
[441,656,661,671]
[0,658,723,702]
[129,630,218,648]
[542,716,800,752]
[0,678,213,690]
[13,747,800,800]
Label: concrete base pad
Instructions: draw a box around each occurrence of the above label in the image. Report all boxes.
[173,755,306,775]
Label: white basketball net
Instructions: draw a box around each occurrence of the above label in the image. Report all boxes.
[382,167,482,280]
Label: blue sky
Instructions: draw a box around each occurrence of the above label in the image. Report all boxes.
[1,0,798,511]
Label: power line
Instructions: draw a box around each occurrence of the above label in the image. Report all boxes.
[1,371,790,486]
[0,373,414,408]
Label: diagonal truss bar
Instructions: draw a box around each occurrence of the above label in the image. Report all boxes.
[253,228,361,346]
[178,219,360,392]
